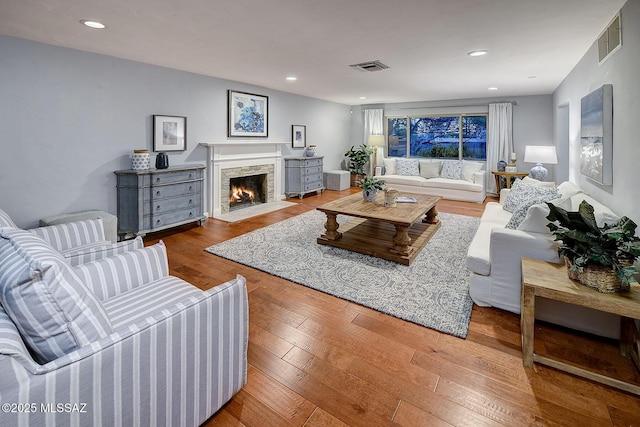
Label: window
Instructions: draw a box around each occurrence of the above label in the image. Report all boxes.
[386,114,487,160]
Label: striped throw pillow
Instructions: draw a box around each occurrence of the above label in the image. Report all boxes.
[0,228,112,364]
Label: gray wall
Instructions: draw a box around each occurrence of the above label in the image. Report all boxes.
[0,36,351,228]
[552,0,639,225]
[351,94,554,178]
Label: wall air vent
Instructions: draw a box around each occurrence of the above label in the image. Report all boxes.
[349,60,389,72]
[598,13,621,63]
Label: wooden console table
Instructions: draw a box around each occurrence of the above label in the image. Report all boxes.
[521,257,640,395]
[491,170,529,190]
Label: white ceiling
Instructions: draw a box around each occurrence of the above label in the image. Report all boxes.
[0,0,627,105]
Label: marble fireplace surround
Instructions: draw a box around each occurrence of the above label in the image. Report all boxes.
[200,142,289,218]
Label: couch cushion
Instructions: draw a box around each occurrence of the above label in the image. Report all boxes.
[103,276,203,329]
[569,194,620,227]
[383,158,397,175]
[440,160,462,180]
[0,228,112,364]
[521,176,556,188]
[379,174,428,186]
[505,188,561,230]
[420,177,482,192]
[0,209,17,228]
[419,160,441,178]
[502,179,559,213]
[396,158,420,176]
[517,198,572,234]
[461,160,484,182]
[557,181,583,198]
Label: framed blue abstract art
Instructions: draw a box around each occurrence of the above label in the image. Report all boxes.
[580,84,613,185]
[228,90,269,137]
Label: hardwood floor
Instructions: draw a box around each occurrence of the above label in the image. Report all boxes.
[146,188,640,426]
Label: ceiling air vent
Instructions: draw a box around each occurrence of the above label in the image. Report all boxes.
[598,13,621,63]
[349,60,389,72]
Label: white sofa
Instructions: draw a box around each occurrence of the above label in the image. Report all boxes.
[466,179,622,338]
[376,158,486,203]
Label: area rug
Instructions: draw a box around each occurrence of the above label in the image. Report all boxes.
[205,210,480,338]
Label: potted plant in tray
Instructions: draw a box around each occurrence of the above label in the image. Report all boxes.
[359,176,385,202]
[546,200,640,293]
[344,143,375,187]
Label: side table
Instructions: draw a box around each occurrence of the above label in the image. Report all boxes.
[521,257,640,395]
[491,170,529,190]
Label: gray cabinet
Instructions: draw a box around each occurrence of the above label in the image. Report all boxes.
[285,156,324,199]
[115,164,206,239]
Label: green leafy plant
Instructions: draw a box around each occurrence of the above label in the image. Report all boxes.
[546,200,640,284]
[344,144,374,175]
[358,176,386,192]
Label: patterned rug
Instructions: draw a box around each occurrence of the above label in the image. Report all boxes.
[205,210,480,338]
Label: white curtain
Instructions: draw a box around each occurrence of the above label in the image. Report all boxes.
[364,108,384,141]
[364,109,384,174]
[487,103,513,195]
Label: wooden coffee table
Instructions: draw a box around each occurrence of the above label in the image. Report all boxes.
[316,192,441,265]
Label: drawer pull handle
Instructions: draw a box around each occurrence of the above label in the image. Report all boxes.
[156,177,161,183]
[189,212,193,217]
[156,205,161,210]
[188,186,193,191]
[156,219,161,225]
[188,173,193,179]
[156,191,161,196]
[189,199,193,205]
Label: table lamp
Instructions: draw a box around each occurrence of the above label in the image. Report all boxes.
[367,134,385,171]
[524,145,557,181]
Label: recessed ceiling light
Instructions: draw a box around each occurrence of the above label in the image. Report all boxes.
[467,50,488,57]
[359,96,367,100]
[80,20,106,29]
[488,87,499,91]
[528,76,537,79]
[286,76,297,81]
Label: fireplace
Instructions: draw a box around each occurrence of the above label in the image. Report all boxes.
[220,163,275,214]
[201,141,288,218]
[229,174,267,211]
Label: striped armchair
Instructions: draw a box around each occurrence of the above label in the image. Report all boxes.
[0,226,248,426]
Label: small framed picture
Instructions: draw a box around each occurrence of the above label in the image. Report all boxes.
[153,115,186,152]
[292,125,306,148]
[228,90,269,137]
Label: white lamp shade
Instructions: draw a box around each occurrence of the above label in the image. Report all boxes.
[367,134,385,147]
[523,146,558,164]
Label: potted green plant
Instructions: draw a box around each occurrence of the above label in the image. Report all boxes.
[546,200,640,293]
[344,143,374,186]
[359,176,385,202]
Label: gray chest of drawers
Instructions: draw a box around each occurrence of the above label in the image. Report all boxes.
[114,164,206,239]
[284,156,324,199]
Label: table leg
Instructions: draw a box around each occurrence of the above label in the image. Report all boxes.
[494,175,501,192]
[521,285,535,367]
[423,206,440,224]
[321,213,342,240]
[389,225,412,256]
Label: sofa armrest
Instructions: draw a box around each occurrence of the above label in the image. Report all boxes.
[72,241,169,301]
[63,236,143,266]
[472,170,486,186]
[0,275,248,426]
[28,219,106,252]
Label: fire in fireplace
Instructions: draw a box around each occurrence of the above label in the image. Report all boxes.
[229,174,267,211]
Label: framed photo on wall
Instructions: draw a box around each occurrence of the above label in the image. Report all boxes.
[153,115,187,151]
[292,125,306,148]
[228,90,269,137]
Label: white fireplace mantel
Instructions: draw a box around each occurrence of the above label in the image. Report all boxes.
[200,141,289,217]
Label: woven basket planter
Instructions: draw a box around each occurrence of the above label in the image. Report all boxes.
[564,256,631,293]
